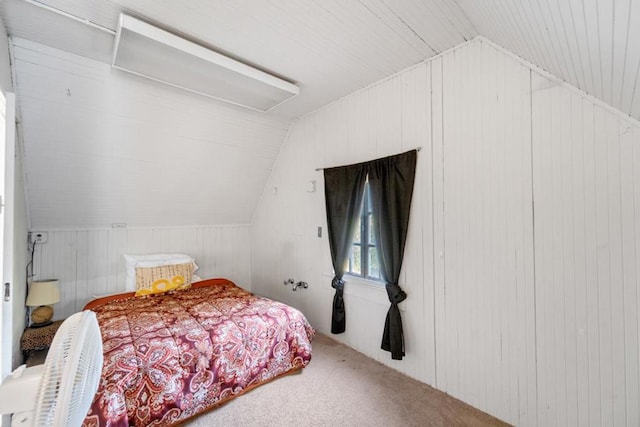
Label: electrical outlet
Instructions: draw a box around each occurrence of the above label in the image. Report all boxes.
[29,232,48,244]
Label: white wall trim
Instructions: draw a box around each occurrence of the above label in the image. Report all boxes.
[30,223,251,232]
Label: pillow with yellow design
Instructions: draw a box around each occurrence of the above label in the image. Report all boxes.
[134,262,196,296]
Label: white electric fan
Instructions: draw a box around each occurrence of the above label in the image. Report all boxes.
[0,311,103,427]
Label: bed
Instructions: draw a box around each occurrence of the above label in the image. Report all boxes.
[81,278,314,426]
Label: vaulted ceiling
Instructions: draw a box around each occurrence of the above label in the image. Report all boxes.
[0,0,638,229]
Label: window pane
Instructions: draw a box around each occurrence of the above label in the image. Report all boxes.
[353,216,361,243]
[368,246,380,280]
[349,244,362,276]
[368,213,375,244]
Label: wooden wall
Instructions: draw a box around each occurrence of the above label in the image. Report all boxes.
[437,41,536,424]
[33,225,251,319]
[12,38,290,230]
[250,38,640,426]
[531,74,640,426]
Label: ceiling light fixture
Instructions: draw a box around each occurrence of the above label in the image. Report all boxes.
[112,14,299,112]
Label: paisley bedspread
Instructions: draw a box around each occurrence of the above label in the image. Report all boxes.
[82,278,314,426]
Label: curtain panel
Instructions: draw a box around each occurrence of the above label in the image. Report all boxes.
[323,163,368,334]
[323,150,417,360]
[368,150,417,360]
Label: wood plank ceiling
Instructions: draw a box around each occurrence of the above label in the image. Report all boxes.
[459,0,640,121]
[0,0,638,229]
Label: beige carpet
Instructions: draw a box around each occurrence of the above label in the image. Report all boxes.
[183,334,508,427]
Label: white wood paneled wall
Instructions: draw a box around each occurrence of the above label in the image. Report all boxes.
[251,38,640,426]
[33,225,251,320]
[13,38,290,229]
[532,75,640,426]
[437,42,536,424]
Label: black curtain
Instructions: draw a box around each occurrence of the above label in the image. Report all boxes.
[323,163,368,334]
[367,150,417,360]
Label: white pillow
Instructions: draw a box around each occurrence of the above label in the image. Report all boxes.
[123,253,198,291]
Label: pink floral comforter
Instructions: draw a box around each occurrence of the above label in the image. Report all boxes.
[82,279,314,426]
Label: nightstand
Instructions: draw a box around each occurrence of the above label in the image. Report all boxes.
[20,319,64,366]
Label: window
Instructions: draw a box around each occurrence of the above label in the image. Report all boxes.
[347,183,381,281]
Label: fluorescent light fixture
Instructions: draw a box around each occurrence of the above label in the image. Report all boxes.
[112,14,299,112]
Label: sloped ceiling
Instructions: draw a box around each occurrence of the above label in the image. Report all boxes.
[459,0,640,121]
[0,0,638,229]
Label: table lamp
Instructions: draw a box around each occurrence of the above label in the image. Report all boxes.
[26,280,60,327]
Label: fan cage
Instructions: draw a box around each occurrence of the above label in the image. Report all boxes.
[33,311,103,427]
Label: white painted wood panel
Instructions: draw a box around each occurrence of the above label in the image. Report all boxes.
[12,38,290,229]
[623,126,640,426]
[32,224,251,319]
[439,40,535,424]
[431,54,447,392]
[401,61,434,384]
[532,72,640,426]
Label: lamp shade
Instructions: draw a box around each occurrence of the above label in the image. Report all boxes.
[26,280,60,307]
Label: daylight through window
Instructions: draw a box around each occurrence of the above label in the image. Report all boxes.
[347,182,381,281]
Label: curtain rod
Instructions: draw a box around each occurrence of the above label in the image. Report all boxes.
[314,147,421,171]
